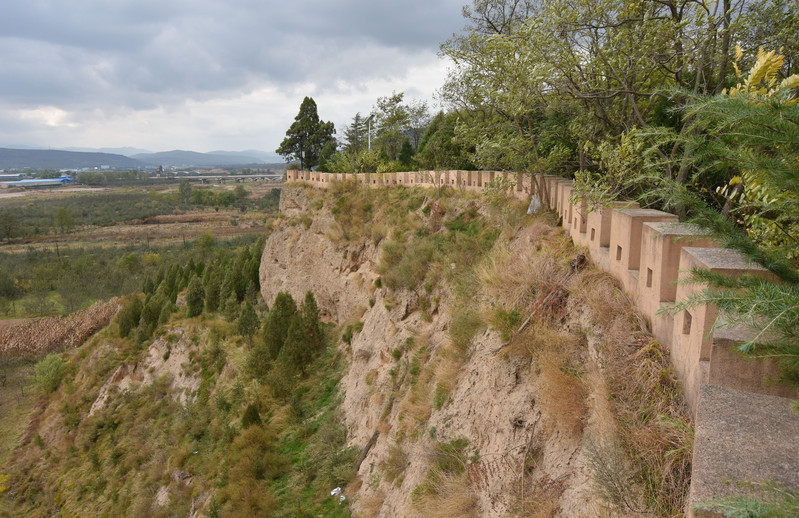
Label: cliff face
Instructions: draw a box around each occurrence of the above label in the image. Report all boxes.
[259,187,379,324]
[259,186,686,517]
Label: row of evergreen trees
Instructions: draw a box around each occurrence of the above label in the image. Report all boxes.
[248,291,322,375]
[112,241,328,402]
[114,242,264,345]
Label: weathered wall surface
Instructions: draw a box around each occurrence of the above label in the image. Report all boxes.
[280,173,799,516]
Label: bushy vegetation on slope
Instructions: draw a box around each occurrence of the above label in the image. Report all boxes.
[0,230,265,318]
[0,235,357,517]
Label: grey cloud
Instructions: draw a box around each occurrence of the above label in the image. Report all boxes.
[1,0,464,109]
[0,0,465,150]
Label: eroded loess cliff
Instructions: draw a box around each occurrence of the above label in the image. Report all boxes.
[261,184,692,518]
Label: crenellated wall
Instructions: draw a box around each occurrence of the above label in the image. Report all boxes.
[285,169,532,200]
[286,170,799,516]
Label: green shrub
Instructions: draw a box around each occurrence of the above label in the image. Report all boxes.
[342,325,354,344]
[433,383,449,410]
[34,353,68,393]
[241,403,262,428]
[450,310,484,351]
[493,307,522,341]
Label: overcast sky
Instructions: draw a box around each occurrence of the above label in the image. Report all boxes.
[0,0,466,154]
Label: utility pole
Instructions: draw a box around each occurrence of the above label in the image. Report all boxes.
[365,114,375,151]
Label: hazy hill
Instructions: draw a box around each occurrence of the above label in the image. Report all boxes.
[209,149,283,163]
[133,150,267,167]
[0,148,144,170]
[65,146,153,156]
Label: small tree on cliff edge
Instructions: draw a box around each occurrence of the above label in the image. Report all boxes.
[276,96,335,170]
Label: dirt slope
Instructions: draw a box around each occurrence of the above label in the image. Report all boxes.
[258,186,665,517]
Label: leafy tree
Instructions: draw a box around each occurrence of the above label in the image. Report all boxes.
[237,301,259,341]
[57,268,85,313]
[26,267,55,315]
[373,92,409,160]
[460,0,537,35]
[276,96,336,170]
[178,179,192,205]
[416,111,475,170]
[0,211,20,243]
[185,277,205,317]
[405,98,431,149]
[233,184,248,200]
[53,207,74,234]
[740,0,799,76]
[0,267,19,299]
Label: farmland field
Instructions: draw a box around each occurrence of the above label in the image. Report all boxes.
[0,180,282,319]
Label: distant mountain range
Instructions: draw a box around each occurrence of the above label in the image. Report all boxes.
[132,150,275,167]
[0,147,285,170]
[0,148,143,170]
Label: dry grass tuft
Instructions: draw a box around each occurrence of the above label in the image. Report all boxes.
[477,235,569,312]
[536,354,588,437]
[570,271,640,336]
[380,443,409,486]
[573,268,693,515]
[502,323,587,437]
[508,479,560,518]
[430,346,463,410]
[603,339,693,516]
[416,473,480,518]
[358,490,386,518]
[398,377,432,433]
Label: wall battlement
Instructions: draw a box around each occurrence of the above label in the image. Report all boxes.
[286,170,799,515]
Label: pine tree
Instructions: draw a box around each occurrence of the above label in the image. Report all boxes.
[301,291,323,352]
[236,301,259,342]
[205,281,221,313]
[276,96,336,170]
[158,302,173,326]
[262,292,297,359]
[219,270,235,305]
[278,314,312,373]
[116,296,142,338]
[223,293,239,322]
[185,277,204,317]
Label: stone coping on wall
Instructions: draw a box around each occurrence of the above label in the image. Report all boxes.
[688,384,799,518]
